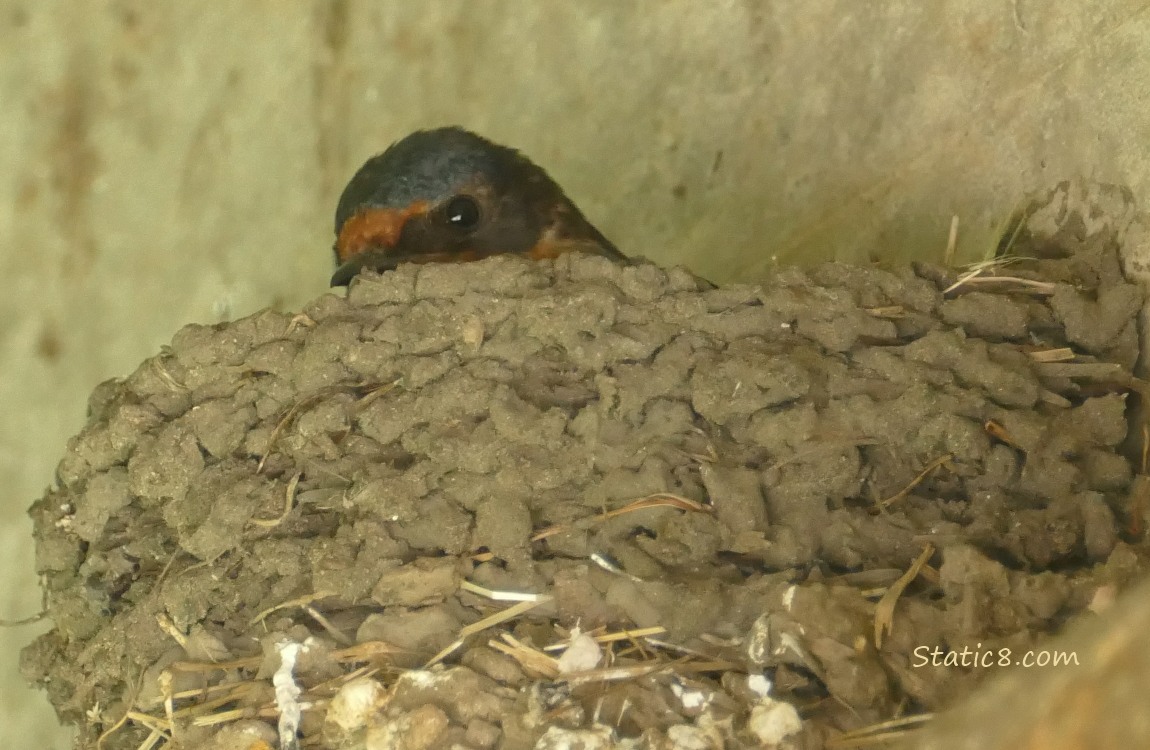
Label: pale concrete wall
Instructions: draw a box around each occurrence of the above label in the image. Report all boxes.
[3,2,1150,745]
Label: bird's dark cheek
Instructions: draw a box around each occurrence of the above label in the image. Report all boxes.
[465,219,539,257]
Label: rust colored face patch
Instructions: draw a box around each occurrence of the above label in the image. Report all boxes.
[334,202,430,264]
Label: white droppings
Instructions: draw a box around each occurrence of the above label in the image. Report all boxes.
[556,627,602,674]
[326,677,386,733]
[670,680,711,711]
[666,725,713,749]
[533,724,616,750]
[746,614,771,664]
[398,669,443,687]
[748,697,803,746]
[273,639,309,750]
[746,673,773,698]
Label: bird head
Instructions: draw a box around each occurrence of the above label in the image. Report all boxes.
[330,127,620,286]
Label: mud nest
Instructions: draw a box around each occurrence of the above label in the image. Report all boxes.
[22,183,1150,749]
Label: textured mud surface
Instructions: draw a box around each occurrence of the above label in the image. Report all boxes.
[22,184,1150,749]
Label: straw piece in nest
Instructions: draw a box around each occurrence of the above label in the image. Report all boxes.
[1027,347,1075,363]
[459,595,552,637]
[149,355,189,393]
[941,255,1029,294]
[124,640,404,745]
[459,580,548,602]
[488,619,737,686]
[422,595,554,669]
[877,454,952,509]
[826,713,934,749]
[541,626,667,652]
[257,380,397,473]
[949,275,1056,295]
[865,305,905,319]
[123,721,167,750]
[303,604,353,646]
[249,471,301,528]
[248,591,335,627]
[1036,363,1150,400]
[873,544,935,649]
[943,214,959,267]
[559,659,682,687]
[558,655,738,687]
[983,420,1027,453]
[490,633,561,678]
[283,312,316,335]
[1038,390,1073,408]
[531,493,711,542]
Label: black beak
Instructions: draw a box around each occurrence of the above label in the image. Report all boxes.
[330,248,407,287]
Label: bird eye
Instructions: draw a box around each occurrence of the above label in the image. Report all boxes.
[443,195,482,231]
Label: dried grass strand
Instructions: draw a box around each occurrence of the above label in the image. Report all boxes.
[873,544,936,649]
[878,454,952,508]
[531,493,711,542]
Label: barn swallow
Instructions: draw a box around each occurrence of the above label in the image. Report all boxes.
[331,127,626,286]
